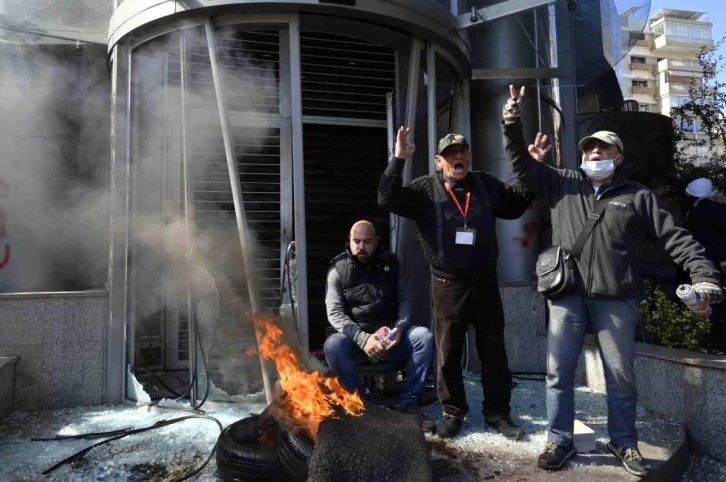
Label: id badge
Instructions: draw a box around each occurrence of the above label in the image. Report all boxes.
[455,227,476,245]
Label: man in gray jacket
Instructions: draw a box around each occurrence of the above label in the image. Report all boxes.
[503,85,723,477]
[324,220,434,414]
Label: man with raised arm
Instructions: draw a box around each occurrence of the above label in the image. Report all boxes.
[502,85,722,477]
[378,127,533,439]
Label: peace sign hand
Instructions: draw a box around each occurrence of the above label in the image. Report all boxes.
[528,132,552,162]
[503,85,526,124]
[395,126,416,159]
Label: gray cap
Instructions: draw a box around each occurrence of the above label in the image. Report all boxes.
[577,131,624,154]
[437,133,469,155]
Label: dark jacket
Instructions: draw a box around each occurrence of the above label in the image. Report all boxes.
[325,248,413,349]
[686,195,726,278]
[330,247,399,331]
[503,120,720,298]
[378,158,533,278]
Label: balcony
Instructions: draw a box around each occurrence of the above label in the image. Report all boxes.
[657,58,703,75]
[634,39,654,48]
[660,58,702,71]
[653,34,715,55]
[632,85,656,95]
[630,63,656,72]
[664,82,693,95]
[661,82,717,96]
[667,71,702,83]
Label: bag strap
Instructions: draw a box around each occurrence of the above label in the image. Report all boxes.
[570,199,609,259]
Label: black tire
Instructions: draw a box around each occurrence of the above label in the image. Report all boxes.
[216,415,282,481]
[277,428,314,482]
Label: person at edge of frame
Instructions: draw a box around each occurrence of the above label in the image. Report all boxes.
[502,84,723,477]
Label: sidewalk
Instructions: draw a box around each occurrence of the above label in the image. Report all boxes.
[0,376,724,481]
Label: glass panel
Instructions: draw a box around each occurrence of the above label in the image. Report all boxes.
[128,32,186,396]
[127,26,286,404]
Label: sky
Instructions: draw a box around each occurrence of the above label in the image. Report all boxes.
[647,0,726,83]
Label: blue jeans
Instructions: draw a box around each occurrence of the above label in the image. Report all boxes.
[324,326,434,407]
[546,294,639,448]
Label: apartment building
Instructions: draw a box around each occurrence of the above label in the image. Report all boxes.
[618,8,714,114]
[617,8,721,162]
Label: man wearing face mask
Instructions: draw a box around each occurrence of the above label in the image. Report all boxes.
[378,126,534,440]
[502,85,723,477]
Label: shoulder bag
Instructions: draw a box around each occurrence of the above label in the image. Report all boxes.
[535,200,608,299]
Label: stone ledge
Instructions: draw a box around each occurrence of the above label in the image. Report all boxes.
[584,334,726,371]
[0,290,107,300]
[0,356,19,370]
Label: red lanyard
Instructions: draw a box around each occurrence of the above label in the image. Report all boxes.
[444,182,470,226]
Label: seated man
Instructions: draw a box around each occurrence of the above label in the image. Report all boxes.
[324,220,434,414]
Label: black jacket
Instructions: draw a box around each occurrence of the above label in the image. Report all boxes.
[503,120,720,298]
[325,247,413,349]
[329,247,399,332]
[686,196,726,277]
[378,158,533,278]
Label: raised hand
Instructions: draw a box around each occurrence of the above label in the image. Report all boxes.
[395,126,416,159]
[528,132,553,162]
[503,85,526,124]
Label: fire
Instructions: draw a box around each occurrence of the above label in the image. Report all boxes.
[254,314,364,440]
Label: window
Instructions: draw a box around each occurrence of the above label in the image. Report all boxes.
[654,21,712,43]
[631,56,646,64]
[632,80,648,87]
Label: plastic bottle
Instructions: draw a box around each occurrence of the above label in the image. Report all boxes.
[676,284,712,318]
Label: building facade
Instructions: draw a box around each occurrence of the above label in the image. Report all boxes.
[617,8,721,163]
[1,0,639,407]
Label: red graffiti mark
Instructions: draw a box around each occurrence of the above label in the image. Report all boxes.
[0,244,9,269]
[514,219,546,247]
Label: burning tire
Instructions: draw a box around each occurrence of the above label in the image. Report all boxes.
[277,428,314,482]
[216,415,282,481]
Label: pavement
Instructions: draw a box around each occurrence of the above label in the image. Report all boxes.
[1,375,724,481]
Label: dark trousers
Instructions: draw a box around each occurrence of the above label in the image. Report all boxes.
[432,274,512,420]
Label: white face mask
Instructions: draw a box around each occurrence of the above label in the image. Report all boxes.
[580,155,620,180]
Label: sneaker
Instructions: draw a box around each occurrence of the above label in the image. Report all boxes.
[436,413,464,438]
[393,403,436,434]
[485,416,524,440]
[537,441,577,470]
[607,441,652,477]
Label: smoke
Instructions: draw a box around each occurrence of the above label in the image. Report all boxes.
[0,16,290,398]
[124,25,286,398]
[0,39,111,292]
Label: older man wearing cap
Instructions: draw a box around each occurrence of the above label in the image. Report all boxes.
[502,85,723,477]
[378,126,534,439]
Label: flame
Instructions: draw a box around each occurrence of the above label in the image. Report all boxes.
[255,314,364,440]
